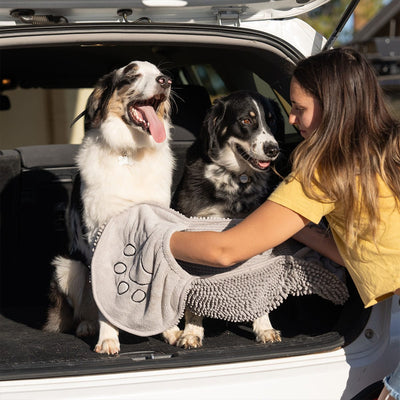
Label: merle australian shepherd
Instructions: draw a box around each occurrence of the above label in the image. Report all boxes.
[166,90,286,349]
[44,61,174,355]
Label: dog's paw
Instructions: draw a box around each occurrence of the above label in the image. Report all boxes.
[255,329,282,344]
[76,320,98,337]
[162,326,183,346]
[94,338,120,355]
[177,333,203,349]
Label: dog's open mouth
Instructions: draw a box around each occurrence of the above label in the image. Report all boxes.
[235,144,273,171]
[128,95,166,143]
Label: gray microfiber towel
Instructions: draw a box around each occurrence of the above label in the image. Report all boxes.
[91,203,349,337]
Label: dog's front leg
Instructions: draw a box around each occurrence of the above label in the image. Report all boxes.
[253,313,281,343]
[162,325,183,346]
[177,309,204,349]
[75,268,99,337]
[94,312,120,355]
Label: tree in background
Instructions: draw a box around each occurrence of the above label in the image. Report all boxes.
[353,0,386,31]
[301,0,387,44]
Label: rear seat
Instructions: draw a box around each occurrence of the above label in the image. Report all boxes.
[0,150,21,309]
[0,146,78,313]
[171,85,211,138]
[170,85,211,192]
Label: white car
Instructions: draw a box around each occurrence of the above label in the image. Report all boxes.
[0,1,398,399]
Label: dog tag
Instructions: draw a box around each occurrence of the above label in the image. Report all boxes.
[239,174,249,184]
[118,155,133,166]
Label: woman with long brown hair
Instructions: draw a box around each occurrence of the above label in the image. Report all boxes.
[169,47,400,399]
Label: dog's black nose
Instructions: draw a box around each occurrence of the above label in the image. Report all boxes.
[264,143,279,158]
[156,75,172,89]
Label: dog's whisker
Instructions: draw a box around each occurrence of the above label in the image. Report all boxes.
[169,91,185,114]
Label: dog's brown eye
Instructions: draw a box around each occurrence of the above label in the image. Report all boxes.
[241,118,252,125]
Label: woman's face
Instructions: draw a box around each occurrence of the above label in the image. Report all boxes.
[289,77,322,139]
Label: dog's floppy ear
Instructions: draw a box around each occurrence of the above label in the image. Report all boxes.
[84,88,103,131]
[262,97,285,145]
[84,70,118,132]
[199,97,227,159]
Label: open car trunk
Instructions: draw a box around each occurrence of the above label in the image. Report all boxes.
[0,24,371,382]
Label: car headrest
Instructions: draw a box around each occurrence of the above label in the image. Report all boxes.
[171,85,211,138]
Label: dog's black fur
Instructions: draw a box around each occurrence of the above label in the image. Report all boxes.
[172,90,286,219]
[67,173,91,266]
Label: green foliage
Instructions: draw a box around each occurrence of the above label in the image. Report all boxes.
[301,0,347,39]
[300,0,386,45]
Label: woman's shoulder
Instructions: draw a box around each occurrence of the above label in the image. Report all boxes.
[268,174,335,225]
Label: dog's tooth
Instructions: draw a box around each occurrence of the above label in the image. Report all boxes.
[134,110,144,123]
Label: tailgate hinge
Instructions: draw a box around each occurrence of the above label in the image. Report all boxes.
[213,7,247,27]
[10,9,68,25]
[117,9,152,24]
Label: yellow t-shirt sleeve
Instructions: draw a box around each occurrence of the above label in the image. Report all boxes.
[268,177,335,224]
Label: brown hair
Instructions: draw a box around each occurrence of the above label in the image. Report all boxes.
[290,47,400,246]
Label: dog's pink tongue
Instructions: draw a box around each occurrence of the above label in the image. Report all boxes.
[258,161,270,169]
[138,105,166,143]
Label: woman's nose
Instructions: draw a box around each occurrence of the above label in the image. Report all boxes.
[288,111,296,125]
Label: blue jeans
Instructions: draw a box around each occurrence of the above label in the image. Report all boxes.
[384,361,400,400]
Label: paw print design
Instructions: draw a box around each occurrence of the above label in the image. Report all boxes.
[113,243,154,303]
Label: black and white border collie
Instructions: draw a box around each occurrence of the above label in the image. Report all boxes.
[167,90,286,348]
[44,61,174,355]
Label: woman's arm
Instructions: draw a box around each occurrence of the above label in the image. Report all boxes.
[292,223,345,266]
[170,200,309,268]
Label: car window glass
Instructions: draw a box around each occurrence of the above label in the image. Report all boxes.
[0,65,297,148]
[0,87,91,148]
[253,73,297,136]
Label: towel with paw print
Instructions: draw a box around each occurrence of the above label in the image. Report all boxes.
[91,203,349,337]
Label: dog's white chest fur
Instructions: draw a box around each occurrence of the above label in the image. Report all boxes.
[204,164,239,194]
[77,129,174,241]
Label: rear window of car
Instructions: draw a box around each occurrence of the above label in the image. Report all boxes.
[0,48,298,149]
